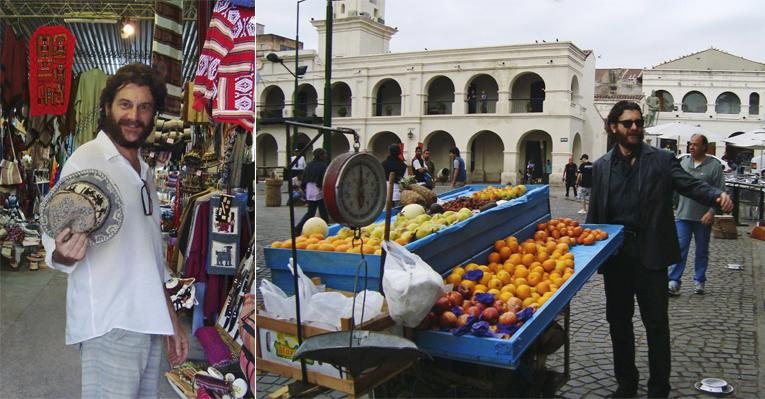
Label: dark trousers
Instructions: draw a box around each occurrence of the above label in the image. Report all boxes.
[295,199,329,235]
[603,254,671,397]
[565,182,577,197]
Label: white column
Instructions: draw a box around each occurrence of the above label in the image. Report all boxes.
[497,90,509,114]
[501,151,518,185]
[454,92,466,115]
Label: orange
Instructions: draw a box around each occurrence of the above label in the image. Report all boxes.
[535,281,550,294]
[488,252,501,264]
[499,246,512,261]
[465,263,479,271]
[499,291,513,302]
[478,265,491,273]
[542,259,556,272]
[513,265,529,279]
[527,272,542,287]
[488,278,503,290]
[522,297,536,308]
[474,284,488,294]
[271,241,283,248]
[446,273,462,285]
[452,266,466,276]
[487,288,501,296]
[496,270,512,285]
[563,258,575,269]
[516,284,531,300]
[318,243,334,251]
[508,253,522,266]
[555,261,568,275]
[521,253,535,267]
[514,277,528,287]
[494,239,507,251]
[309,233,325,240]
[492,262,505,273]
[362,246,376,254]
[506,239,519,253]
[502,263,515,273]
[501,283,516,295]
[521,242,537,254]
[460,280,476,290]
[334,243,350,252]
[479,273,493,286]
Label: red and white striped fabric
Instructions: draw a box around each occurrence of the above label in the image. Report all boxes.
[193,0,254,131]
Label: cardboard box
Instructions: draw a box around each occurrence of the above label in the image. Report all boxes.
[256,292,412,396]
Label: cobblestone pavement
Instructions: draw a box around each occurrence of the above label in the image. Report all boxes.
[255,182,765,398]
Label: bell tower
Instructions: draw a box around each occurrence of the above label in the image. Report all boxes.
[312,0,397,58]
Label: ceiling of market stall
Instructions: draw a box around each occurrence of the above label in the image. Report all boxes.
[0,0,200,82]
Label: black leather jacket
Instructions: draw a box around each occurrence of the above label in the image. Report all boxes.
[586,143,723,269]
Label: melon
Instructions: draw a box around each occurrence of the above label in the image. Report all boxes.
[400,203,426,219]
[301,217,328,237]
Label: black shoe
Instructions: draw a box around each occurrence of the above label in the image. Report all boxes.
[608,386,637,398]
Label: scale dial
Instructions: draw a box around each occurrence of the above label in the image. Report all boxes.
[323,152,387,228]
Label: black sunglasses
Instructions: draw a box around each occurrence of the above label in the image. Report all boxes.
[616,119,644,129]
[140,179,153,216]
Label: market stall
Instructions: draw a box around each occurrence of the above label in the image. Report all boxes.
[1,1,256,397]
[256,124,625,397]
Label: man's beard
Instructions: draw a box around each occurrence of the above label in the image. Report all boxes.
[616,130,644,151]
[103,114,153,149]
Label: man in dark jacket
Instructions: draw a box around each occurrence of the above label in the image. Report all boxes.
[294,148,329,235]
[586,101,732,398]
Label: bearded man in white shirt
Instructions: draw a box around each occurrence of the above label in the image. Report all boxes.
[41,64,188,398]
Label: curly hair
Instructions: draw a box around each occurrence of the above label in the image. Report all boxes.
[98,63,167,128]
[605,100,643,131]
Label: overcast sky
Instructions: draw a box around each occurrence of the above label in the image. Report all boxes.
[257,0,765,69]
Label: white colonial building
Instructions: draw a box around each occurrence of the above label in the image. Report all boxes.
[256,0,603,184]
[641,48,765,150]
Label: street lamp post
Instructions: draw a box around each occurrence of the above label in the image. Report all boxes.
[322,0,334,159]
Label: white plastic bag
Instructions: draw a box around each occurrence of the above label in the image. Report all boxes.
[381,241,447,327]
[348,290,385,325]
[259,279,295,319]
[303,291,350,330]
[259,259,325,320]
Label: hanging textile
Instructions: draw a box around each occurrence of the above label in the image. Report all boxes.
[28,26,76,116]
[206,193,245,275]
[193,0,255,131]
[73,69,108,148]
[152,0,184,118]
[182,82,209,123]
[1,24,29,108]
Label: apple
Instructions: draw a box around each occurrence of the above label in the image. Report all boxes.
[448,291,464,307]
[481,307,499,324]
[435,296,452,312]
[465,306,482,318]
[498,311,517,326]
[456,313,471,327]
[493,300,506,313]
[440,311,458,328]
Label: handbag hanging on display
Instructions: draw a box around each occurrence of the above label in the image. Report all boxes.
[0,132,23,186]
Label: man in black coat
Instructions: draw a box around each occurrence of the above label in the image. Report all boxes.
[586,101,732,398]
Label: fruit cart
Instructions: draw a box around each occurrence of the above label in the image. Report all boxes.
[263,184,550,294]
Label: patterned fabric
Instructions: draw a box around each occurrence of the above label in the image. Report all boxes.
[73,68,109,148]
[152,0,184,118]
[193,0,255,131]
[28,26,76,116]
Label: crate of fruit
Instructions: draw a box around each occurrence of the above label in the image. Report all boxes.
[412,220,624,369]
[264,184,550,294]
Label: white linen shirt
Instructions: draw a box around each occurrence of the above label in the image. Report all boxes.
[42,131,174,345]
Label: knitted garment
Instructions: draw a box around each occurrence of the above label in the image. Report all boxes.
[28,26,76,116]
[193,0,254,131]
[152,0,184,118]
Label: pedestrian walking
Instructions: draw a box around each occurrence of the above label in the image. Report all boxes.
[544,159,552,184]
[586,100,732,398]
[294,148,330,235]
[668,133,725,296]
[41,64,189,398]
[423,148,436,188]
[577,154,593,214]
[562,157,578,198]
[449,147,467,187]
[382,144,407,206]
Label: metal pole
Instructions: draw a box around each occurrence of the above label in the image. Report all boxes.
[322,0,333,158]
[295,0,306,122]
